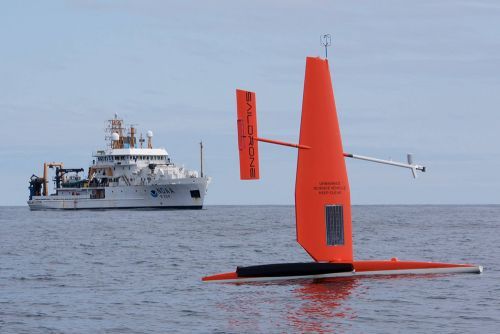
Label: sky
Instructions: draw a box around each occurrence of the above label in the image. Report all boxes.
[1,0,499,205]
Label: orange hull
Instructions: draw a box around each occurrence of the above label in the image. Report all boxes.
[202,260,482,283]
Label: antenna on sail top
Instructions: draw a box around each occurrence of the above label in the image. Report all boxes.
[320,34,331,58]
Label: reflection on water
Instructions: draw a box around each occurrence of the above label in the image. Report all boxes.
[288,278,359,333]
[2,206,497,333]
[216,277,360,333]
[219,275,451,333]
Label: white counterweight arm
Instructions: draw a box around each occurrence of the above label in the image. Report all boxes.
[343,153,426,178]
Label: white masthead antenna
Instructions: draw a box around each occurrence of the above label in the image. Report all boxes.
[320,34,332,58]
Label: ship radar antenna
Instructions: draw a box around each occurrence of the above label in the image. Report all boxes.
[320,34,332,58]
[147,130,153,149]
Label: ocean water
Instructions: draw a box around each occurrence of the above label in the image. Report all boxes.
[0,205,499,333]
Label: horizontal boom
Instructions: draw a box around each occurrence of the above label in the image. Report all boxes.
[344,152,425,178]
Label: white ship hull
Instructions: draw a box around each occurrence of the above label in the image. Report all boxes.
[28,178,209,210]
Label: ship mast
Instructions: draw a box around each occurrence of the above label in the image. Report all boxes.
[106,113,125,149]
[200,141,204,178]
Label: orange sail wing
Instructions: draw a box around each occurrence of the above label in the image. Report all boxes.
[295,57,353,263]
[236,89,260,180]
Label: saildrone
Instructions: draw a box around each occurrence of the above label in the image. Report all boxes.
[203,55,481,283]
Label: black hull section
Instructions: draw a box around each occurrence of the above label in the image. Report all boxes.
[236,262,354,278]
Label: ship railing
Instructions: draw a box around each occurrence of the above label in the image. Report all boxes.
[31,195,91,200]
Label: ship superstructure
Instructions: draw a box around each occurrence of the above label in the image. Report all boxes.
[28,115,210,210]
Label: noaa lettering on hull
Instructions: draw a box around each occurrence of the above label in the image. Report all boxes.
[28,115,210,210]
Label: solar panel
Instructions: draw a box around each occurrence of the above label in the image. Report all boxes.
[325,205,344,246]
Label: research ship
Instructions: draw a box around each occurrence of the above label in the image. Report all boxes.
[28,115,210,210]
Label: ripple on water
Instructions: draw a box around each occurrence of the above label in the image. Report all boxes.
[0,205,499,333]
